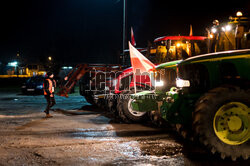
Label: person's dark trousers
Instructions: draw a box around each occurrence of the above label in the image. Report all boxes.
[44,95,56,114]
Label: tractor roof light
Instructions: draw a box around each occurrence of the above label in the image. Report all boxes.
[176,43,181,48]
[213,20,219,26]
[236,11,243,17]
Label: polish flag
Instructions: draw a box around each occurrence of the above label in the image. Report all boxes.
[129,42,155,75]
[131,27,136,46]
[129,42,155,93]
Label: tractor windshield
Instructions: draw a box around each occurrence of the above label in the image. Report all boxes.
[152,36,208,63]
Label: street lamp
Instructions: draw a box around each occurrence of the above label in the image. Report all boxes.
[122,0,126,66]
[48,56,52,61]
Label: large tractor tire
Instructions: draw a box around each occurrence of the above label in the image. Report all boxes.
[117,95,131,123]
[193,86,250,160]
[105,96,118,114]
[117,88,147,123]
[107,96,117,114]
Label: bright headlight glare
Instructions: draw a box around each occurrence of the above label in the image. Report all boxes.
[225,25,232,31]
[155,81,164,87]
[211,27,217,33]
[176,79,190,88]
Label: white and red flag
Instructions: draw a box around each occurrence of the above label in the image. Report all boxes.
[129,42,155,74]
[131,27,136,46]
[129,42,155,93]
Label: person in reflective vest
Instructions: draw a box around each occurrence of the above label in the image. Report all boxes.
[43,71,56,118]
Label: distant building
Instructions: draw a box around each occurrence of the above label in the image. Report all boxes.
[0,63,46,78]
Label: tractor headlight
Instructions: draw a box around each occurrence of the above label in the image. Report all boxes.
[176,78,190,88]
[155,80,164,87]
[211,27,217,33]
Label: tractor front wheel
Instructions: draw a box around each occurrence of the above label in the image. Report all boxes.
[117,89,147,123]
[193,86,250,160]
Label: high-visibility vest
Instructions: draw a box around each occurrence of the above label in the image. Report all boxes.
[43,79,55,96]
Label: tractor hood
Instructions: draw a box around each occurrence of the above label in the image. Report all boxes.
[156,60,182,69]
[180,49,250,65]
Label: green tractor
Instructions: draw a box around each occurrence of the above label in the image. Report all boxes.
[146,60,181,126]
[131,49,250,160]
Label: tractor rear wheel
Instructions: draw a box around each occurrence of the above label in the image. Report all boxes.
[193,86,250,160]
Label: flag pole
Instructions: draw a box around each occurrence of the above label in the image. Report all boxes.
[129,42,137,94]
[133,72,137,94]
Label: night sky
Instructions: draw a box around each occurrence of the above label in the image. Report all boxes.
[0,0,249,65]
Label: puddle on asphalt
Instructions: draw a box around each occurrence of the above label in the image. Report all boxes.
[68,127,183,159]
[69,127,117,141]
[72,131,117,140]
[117,141,142,158]
[70,128,168,141]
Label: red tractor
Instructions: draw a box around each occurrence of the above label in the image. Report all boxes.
[57,63,152,123]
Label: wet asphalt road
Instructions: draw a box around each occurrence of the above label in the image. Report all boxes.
[0,91,249,166]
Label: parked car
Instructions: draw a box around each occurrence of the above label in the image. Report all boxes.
[21,76,45,95]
